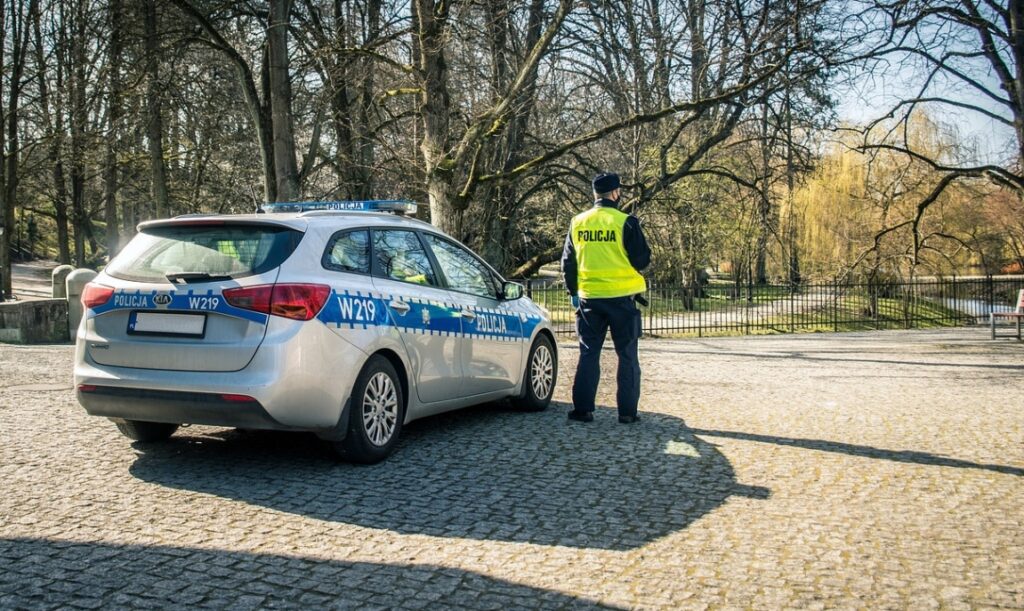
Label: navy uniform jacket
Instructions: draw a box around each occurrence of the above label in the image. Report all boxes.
[561,198,652,297]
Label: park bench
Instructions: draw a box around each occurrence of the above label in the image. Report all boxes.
[990,288,1024,340]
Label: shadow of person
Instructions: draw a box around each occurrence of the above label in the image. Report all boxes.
[690,428,1024,477]
[0,537,626,609]
[128,404,769,551]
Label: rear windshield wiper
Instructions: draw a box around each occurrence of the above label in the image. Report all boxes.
[165,272,232,284]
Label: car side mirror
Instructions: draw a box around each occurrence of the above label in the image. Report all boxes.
[502,281,524,301]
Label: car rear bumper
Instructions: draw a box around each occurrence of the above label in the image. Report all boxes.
[74,317,369,431]
[77,386,296,430]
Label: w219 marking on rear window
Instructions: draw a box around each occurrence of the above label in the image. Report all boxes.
[188,296,221,310]
[338,296,376,322]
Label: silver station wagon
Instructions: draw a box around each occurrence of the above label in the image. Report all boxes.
[74,201,557,463]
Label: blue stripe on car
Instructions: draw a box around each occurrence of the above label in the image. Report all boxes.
[317,290,542,341]
[88,289,269,324]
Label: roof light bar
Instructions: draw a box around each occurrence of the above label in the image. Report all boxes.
[261,200,419,215]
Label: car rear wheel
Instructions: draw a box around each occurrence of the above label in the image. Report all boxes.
[115,420,179,442]
[334,355,405,464]
[513,334,556,411]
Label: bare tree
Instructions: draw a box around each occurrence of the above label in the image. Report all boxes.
[169,0,280,202]
[31,0,72,264]
[1,0,40,294]
[855,0,1024,264]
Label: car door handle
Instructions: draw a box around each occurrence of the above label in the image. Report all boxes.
[389,300,411,314]
[460,309,476,320]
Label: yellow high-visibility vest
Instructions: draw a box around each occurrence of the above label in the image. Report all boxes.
[570,206,647,299]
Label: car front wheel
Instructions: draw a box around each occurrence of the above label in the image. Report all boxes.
[335,355,405,464]
[513,334,556,411]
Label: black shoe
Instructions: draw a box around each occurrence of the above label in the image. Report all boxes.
[618,414,640,424]
[567,409,594,423]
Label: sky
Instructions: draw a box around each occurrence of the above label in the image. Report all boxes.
[836,77,1016,167]
[832,17,1017,168]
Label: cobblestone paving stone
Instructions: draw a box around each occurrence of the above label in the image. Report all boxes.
[0,328,1022,609]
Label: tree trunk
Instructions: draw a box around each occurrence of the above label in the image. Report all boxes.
[413,0,464,234]
[328,0,356,197]
[755,103,773,285]
[102,0,124,256]
[70,0,88,266]
[33,1,71,263]
[355,0,382,199]
[785,86,800,286]
[1010,0,1024,169]
[268,0,299,201]
[144,0,170,219]
[0,0,8,295]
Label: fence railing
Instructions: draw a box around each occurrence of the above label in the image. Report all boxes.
[522,276,1024,337]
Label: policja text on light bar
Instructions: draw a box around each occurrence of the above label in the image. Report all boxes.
[261,200,419,214]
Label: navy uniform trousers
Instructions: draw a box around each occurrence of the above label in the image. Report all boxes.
[572,295,641,417]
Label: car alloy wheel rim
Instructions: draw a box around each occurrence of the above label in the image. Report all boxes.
[530,344,553,399]
[362,372,399,446]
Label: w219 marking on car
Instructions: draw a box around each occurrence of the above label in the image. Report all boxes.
[74,200,557,464]
[338,296,376,322]
[188,296,221,310]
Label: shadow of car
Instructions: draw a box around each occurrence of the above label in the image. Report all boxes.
[128,403,770,551]
[0,537,625,609]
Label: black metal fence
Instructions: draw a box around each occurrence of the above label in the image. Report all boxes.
[522,275,1024,337]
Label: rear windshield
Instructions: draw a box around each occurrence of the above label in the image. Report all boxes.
[106,224,304,283]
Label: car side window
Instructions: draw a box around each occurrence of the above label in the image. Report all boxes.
[423,234,498,299]
[373,230,438,286]
[323,230,371,274]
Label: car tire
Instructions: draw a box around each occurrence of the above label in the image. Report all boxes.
[335,355,405,464]
[513,334,556,411]
[115,420,179,442]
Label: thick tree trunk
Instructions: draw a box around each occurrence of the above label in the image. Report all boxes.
[144,0,170,219]
[0,0,7,296]
[415,0,459,234]
[1010,0,1024,169]
[268,0,299,201]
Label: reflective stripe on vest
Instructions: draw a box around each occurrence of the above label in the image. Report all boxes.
[570,206,647,299]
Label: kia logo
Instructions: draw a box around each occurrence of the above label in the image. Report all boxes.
[153,294,172,306]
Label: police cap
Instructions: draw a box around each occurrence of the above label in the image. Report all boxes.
[592,172,620,193]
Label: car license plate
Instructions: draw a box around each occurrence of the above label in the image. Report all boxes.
[128,311,207,337]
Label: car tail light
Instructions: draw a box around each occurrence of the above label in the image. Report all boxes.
[223,285,273,313]
[220,393,257,403]
[77,384,97,392]
[81,283,114,309]
[224,283,330,321]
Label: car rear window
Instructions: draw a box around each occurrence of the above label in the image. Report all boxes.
[106,224,304,283]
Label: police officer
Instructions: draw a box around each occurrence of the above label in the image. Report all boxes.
[561,172,651,424]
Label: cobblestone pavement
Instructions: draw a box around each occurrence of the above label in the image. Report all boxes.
[1,329,1022,609]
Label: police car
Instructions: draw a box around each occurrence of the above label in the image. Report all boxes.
[74,201,557,463]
